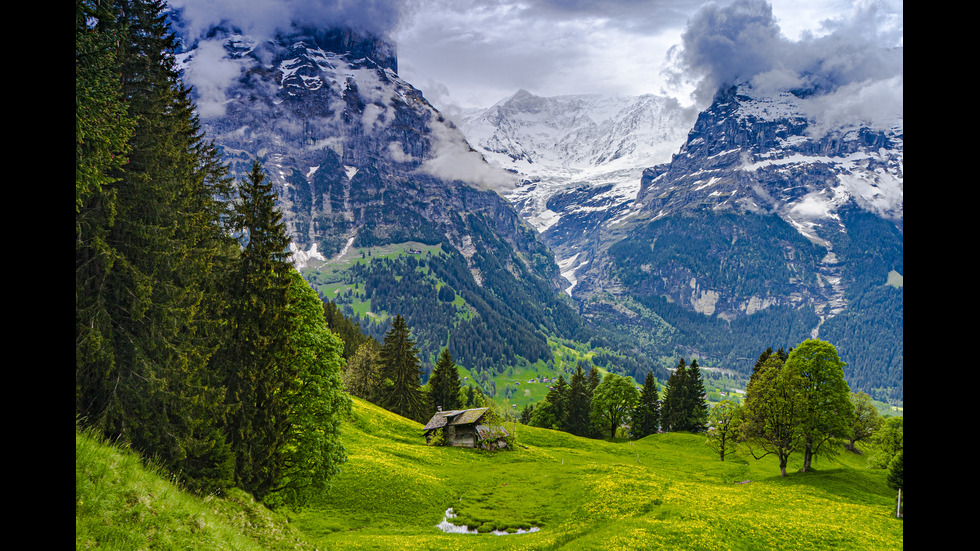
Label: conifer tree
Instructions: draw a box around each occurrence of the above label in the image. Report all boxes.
[685,359,709,433]
[75,0,235,494]
[530,375,569,431]
[566,365,592,437]
[630,370,660,439]
[378,315,427,421]
[661,359,689,432]
[428,347,462,414]
[219,160,296,501]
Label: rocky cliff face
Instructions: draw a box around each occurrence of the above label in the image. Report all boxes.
[565,83,902,393]
[184,26,564,291]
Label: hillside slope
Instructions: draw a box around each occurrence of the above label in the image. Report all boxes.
[77,398,902,550]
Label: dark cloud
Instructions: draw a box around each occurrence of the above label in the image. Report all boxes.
[167,0,417,42]
[667,0,903,109]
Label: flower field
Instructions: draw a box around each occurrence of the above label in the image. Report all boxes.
[286,397,903,550]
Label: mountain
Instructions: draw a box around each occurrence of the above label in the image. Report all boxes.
[581,84,903,400]
[454,90,696,294]
[454,83,902,401]
[177,25,607,381]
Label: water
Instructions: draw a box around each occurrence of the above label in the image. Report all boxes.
[435,508,541,536]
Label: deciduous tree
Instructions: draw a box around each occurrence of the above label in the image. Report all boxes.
[590,373,639,439]
[741,353,804,476]
[784,339,854,471]
[848,391,883,452]
[268,271,351,508]
[706,400,742,461]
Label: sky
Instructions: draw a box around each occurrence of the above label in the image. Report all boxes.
[170,0,903,119]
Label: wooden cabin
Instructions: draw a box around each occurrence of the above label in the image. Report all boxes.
[422,407,509,449]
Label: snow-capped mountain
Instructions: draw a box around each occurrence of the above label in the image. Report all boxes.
[453,90,696,293]
[179,26,534,270]
[630,84,903,241]
[570,82,903,398]
[177,26,608,376]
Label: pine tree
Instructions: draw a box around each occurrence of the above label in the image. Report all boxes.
[566,365,592,437]
[219,160,296,501]
[75,0,234,494]
[685,359,709,433]
[630,370,660,439]
[661,359,689,432]
[428,347,462,414]
[379,315,427,421]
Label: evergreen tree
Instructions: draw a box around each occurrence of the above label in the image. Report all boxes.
[75,0,132,211]
[566,365,592,437]
[685,359,709,433]
[531,375,569,431]
[428,347,462,414]
[630,370,660,439]
[378,315,427,421]
[75,0,234,494]
[219,160,296,501]
[587,366,601,395]
[661,359,689,432]
[518,403,535,424]
[887,449,903,518]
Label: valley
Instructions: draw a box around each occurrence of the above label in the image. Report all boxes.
[76,2,904,548]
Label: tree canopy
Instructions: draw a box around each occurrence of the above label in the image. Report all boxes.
[590,373,639,439]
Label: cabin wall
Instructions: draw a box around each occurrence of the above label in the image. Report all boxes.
[446,426,477,448]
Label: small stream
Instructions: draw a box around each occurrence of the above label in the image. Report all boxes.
[436,508,541,536]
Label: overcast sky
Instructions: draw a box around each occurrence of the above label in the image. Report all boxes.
[170,0,902,118]
[394,0,903,112]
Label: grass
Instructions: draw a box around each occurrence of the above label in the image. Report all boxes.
[75,424,314,550]
[77,398,903,550]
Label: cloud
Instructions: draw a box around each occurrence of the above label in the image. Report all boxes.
[181,39,248,118]
[666,0,903,106]
[418,120,518,191]
[393,0,705,108]
[167,0,416,41]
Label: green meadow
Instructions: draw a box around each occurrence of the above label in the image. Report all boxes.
[78,397,902,550]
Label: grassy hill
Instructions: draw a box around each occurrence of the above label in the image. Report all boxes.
[77,398,902,550]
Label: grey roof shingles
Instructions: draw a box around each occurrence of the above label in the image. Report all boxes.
[422,407,488,431]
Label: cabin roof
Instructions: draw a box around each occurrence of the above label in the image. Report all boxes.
[422,407,488,431]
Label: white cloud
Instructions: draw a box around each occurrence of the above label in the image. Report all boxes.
[182,39,248,118]
[418,120,518,191]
